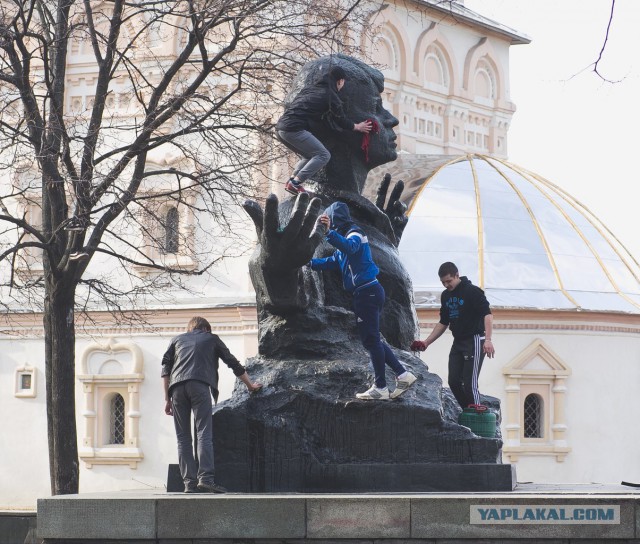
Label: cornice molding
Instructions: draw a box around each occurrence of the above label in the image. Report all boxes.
[417,307,640,333]
[3,305,639,339]
[0,305,258,338]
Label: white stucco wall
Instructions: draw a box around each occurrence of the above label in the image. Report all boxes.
[4,310,638,510]
[417,319,640,485]
[0,325,257,510]
[0,337,50,510]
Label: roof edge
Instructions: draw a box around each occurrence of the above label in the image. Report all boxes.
[417,0,531,45]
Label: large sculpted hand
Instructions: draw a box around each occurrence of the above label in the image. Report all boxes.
[375,173,408,244]
[244,192,326,269]
[244,193,326,314]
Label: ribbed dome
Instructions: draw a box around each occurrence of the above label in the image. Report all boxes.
[369,154,640,313]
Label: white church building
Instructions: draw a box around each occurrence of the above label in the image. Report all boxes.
[1,0,639,510]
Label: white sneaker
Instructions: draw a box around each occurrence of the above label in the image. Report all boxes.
[355,385,390,400]
[390,371,417,399]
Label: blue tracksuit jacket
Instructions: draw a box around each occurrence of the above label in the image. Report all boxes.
[310,202,379,293]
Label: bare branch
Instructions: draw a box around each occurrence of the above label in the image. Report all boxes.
[570,0,623,84]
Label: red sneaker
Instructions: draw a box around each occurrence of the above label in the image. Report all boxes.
[285,179,307,195]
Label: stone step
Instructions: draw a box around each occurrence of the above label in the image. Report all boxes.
[37,484,640,542]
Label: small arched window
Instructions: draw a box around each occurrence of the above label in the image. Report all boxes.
[425,54,444,85]
[424,45,449,90]
[163,207,179,254]
[109,394,125,445]
[474,59,497,101]
[475,69,492,99]
[375,36,395,71]
[373,26,401,75]
[523,393,543,439]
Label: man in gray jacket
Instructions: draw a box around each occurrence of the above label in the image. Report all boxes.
[162,316,262,493]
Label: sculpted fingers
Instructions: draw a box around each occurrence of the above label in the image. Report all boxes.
[387,179,404,213]
[375,173,391,210]
[263,194,280,241]
[299,196,323,240]
[390,199,408,226]
[243,200,264,237]
[282,192,310,244]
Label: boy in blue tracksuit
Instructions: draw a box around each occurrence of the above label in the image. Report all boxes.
[310,202,417,400]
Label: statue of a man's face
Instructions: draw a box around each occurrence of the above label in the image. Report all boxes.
[286,56,400,193]
[340,66,399,170]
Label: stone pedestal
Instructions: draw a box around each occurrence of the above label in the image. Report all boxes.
[212,349,515,493]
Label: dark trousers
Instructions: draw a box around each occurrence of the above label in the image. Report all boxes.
[170,380,216,488]
[353,282,405,388]
[277,129,331,182]
[448,334,485,408]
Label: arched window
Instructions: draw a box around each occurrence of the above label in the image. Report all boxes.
[523,393,543,439]
[109,394,126,445]
[474,69,492,99]
[425,54,443,85]
[372,26,401,77]
[375,36,392,69]
[424,45,449,90]
[164,207,179,254]
[474,59,497,101]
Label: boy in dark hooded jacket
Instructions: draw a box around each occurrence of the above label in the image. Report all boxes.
[276,66,372,195]
[309,202,417,400]
[411,262,494,409]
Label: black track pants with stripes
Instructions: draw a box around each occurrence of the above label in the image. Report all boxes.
[448,334,485,409]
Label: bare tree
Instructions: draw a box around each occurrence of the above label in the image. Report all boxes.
[0,0,370,495]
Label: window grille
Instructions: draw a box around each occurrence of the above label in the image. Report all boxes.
[523,393,543,438]
[163,207,179,254]
[110,394,125,445]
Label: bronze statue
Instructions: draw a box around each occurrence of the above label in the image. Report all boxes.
[245,54,417,357]
[213,55,510,493]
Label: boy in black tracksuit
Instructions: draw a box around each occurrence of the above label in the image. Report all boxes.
[411,262,494,408]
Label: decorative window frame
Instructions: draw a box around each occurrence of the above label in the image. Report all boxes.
[15,365,37,398]
[502,339,571,462]
[134,185,198,274]
[78,338,144,468]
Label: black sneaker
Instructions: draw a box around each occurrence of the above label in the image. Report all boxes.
[184,486,198,493]
[197,481,227,494]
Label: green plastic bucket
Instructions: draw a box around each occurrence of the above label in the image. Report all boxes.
[458,406,497,438]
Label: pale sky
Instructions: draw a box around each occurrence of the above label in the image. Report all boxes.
[465,0,640,260]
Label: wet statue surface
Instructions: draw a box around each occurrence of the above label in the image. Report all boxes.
[213,55,513,492]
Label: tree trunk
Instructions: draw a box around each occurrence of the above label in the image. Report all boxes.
[44,278,79,495]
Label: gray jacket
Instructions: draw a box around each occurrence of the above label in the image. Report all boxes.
[161,330,246,402]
